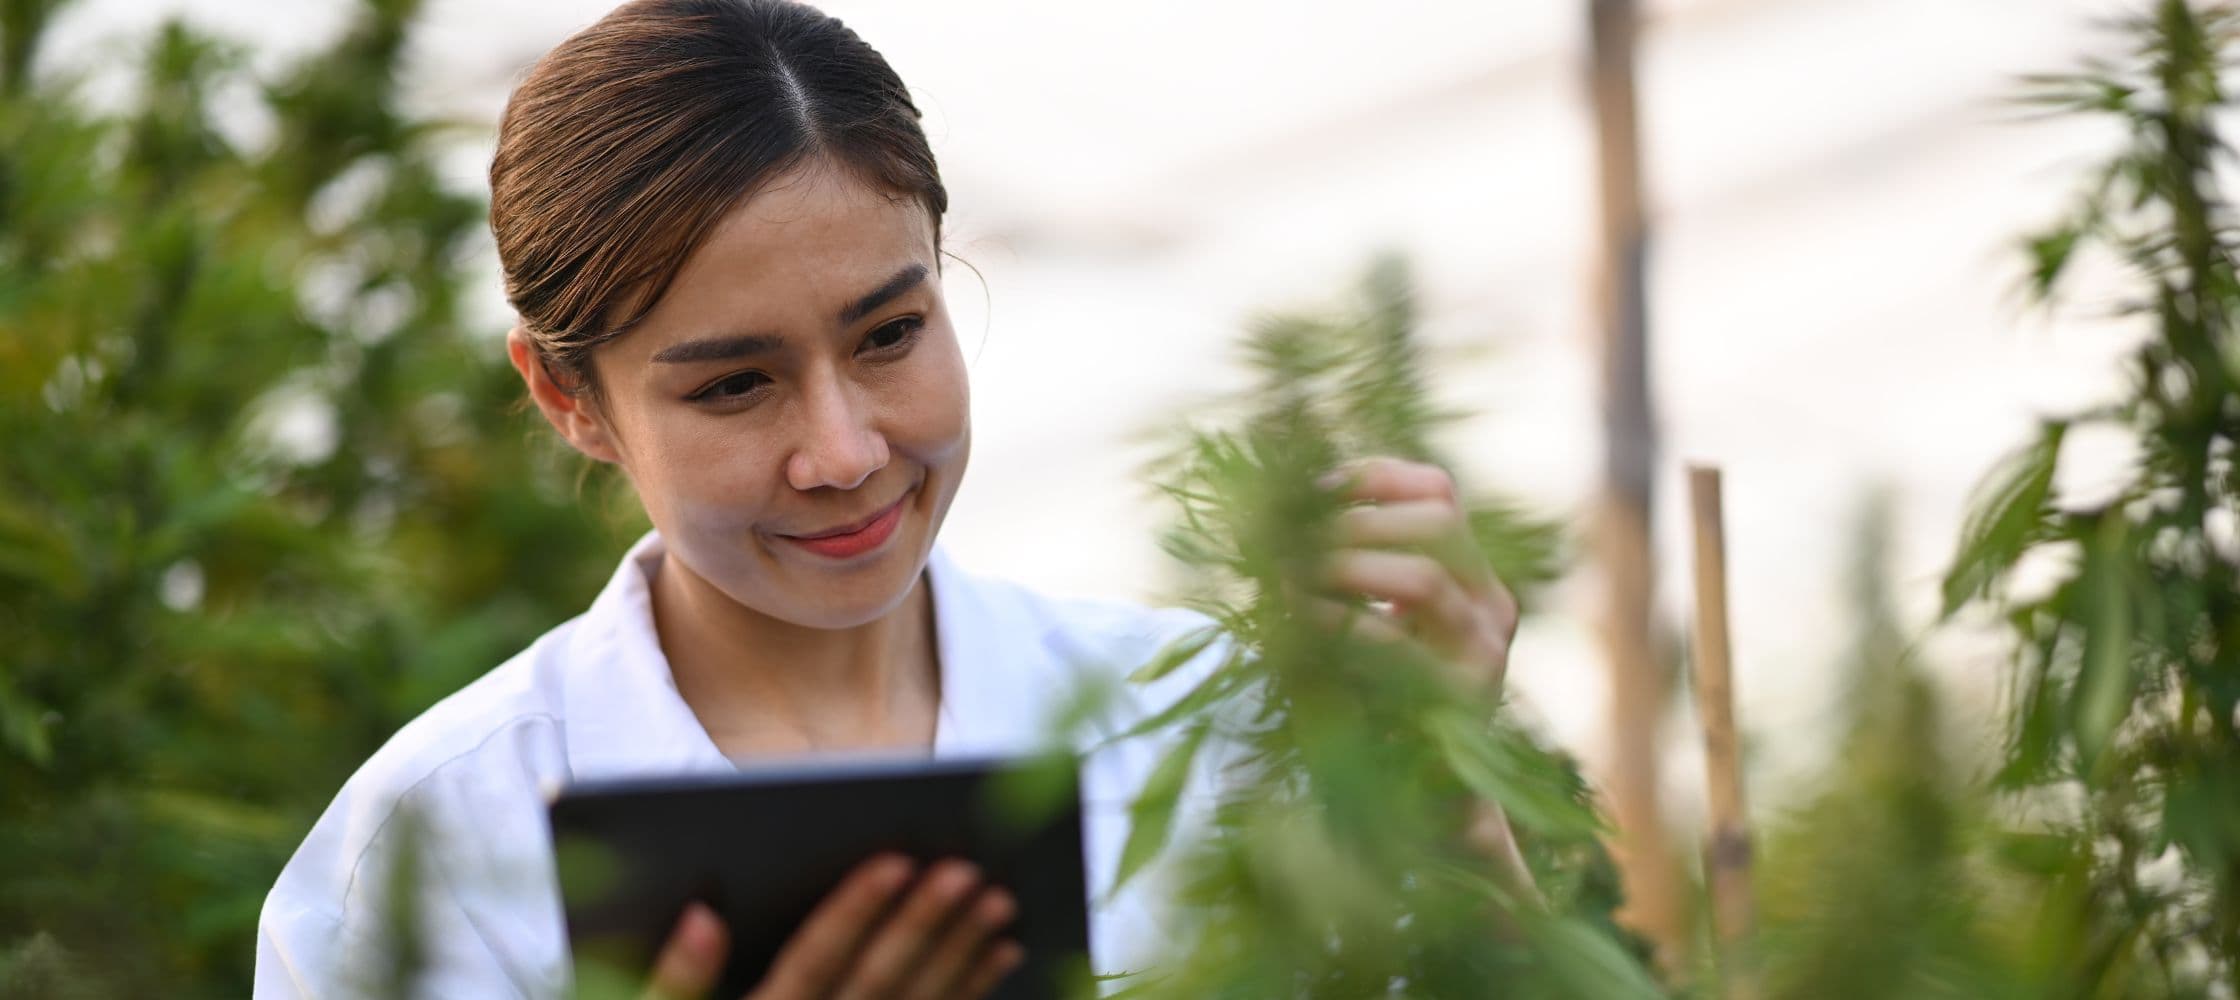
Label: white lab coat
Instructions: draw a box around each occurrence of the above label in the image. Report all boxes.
[254,532,1224,998]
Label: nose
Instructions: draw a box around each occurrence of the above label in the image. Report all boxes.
[784,374,888,493]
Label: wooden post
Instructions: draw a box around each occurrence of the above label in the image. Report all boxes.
[1688,465,1756,997]
[1586,0,1686,971]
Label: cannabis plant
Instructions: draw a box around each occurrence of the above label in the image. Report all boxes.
[1113,256,1659,999]
[1750,496,2035,1000]
[1944,0,2240,992]
[0,0,631,994]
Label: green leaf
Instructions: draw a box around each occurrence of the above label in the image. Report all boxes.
[1941,421,2066,617]
[1467,501,1564,595]
[1426,706,1600,837]
[2072,514,2135,772]
[1110,652,1242,744]
[0,669,53,767]
[1127,626,1220,685]
[2025,225,2083,299]
[1519,910,1668,1000]
[1998,613,2066,786]
[1109,723,1210,899]
[986,750,1082,834]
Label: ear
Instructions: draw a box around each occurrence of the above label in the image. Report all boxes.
[507,327,623,465]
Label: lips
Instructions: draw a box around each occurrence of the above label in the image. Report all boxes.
[777,492,910,559]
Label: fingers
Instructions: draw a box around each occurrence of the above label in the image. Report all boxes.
[754,854,916,998]
[900,885,1017,1000]
[747,855,1024,1000]
[1322,548,1517,688]
[1325,458,1500,592]
[642,903,729,1000]
[829,860,990,1000]
[953,940,1027,999]
[1324,549,1475,627]
[1302,593,1410,645]
[1318,456,1522,691]
[1334,501,1494,591]
[1323,456,1459,507]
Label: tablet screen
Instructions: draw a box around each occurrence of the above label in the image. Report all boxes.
[549,754,1090,999]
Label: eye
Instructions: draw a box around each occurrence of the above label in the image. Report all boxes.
[689,370,771,403]
[858,316,925,356]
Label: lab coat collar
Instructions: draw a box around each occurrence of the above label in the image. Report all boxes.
[558,532,1061,784]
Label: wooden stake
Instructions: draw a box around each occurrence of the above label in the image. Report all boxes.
[1586,0,1687,971]
[1687,464,1756,998]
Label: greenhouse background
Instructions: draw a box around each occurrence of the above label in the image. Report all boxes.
[5,0,2221,995]
[33,0,2122,797]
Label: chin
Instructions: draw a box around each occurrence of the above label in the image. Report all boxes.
[786,571,917,629]
[753,533,932,631]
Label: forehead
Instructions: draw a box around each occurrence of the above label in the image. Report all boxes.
[636,163,937,336]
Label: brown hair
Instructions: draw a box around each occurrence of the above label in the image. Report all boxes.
[489,0,947,390]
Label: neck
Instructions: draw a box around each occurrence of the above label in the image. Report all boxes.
[651,552,939,757]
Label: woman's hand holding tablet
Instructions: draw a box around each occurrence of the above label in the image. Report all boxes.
[640,854,1022,1000]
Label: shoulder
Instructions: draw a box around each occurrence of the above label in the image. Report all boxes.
[928,550,1242,778]
[257,621,581,995]
[979,571,1214,667]
[258,536,681,996]
[932,552,1225,709]
[263,619,577,920]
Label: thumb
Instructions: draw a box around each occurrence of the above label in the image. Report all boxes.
[642,902,729,1000]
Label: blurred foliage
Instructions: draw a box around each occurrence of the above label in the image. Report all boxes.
[1750,495,2045,1000]
[1936,0,2240,992]
[1713,7,2240,996]
[0,0,635,994]
[1115,256,1658,998]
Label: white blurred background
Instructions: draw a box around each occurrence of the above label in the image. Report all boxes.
[50,0,2146,822]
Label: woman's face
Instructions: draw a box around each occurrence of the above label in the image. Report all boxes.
[556,163,970,630]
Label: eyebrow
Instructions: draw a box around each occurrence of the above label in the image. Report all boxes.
[650,331,783,365]
[650,263,931,365]
[838,263,929,325]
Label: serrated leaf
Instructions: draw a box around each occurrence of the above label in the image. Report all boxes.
[1109,723,1210,899]
[1942,421,2067,617]
[1467,501,1564,594]
[1110,651,1242,744]
[1127,626,1220,685]
[1426,707,1600,837]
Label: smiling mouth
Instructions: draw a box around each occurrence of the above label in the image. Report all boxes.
[777,491,912,559]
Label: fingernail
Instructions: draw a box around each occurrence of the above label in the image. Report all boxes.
[982,889,1017,925]
[681,904,724,960]
[947,860,982,891]
[875,854,916,885]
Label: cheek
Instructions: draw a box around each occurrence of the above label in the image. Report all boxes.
[612,404,784,527]
[890,337,971,458]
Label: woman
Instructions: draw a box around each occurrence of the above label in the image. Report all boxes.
[255,1,1520,996]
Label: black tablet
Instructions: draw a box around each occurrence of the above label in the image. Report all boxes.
[548,754,1090,999]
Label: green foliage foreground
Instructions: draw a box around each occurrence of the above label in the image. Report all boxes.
[1114,4,2240,998]
[1941,0,2240,991]
[0,1,631,994]
[1111,257,1657,998]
